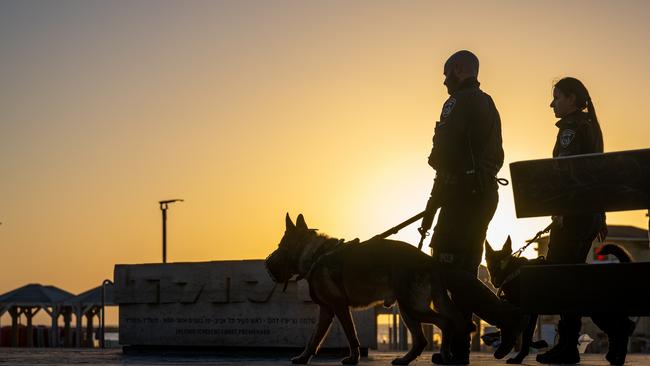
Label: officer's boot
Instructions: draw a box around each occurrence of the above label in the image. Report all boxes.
[431,324,474,365]
[450,329,471,363]
[431,328,471,365]
[536,317,580,364]
[432,319,473,365]
[431,352,469,365]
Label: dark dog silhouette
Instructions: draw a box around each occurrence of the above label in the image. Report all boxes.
[485,237,631,364]
[265,214,468,365]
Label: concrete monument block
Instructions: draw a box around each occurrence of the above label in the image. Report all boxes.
[114,260,377,349]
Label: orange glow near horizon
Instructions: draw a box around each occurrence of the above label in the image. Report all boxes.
[2,1,650,325]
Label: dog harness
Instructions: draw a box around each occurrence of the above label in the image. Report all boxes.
[303,238,360,281]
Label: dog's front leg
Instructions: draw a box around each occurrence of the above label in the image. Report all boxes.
[333,306,360,365]
[507,314,538,364]
[291,305,334,364]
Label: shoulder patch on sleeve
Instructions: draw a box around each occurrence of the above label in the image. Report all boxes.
[441,98,457,118]
[560,129,576,148]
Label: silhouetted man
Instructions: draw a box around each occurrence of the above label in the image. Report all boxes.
[424,50,509,364]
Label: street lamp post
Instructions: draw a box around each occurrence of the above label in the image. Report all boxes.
[159,199,183,263]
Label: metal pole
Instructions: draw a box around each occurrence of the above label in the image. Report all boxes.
[101,279,113,349]
[162,205,167,263]
[159,199,183,264]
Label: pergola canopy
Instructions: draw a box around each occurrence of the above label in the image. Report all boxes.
[65,284,115,307]
[0,282,114,348]
[0,284,73,309]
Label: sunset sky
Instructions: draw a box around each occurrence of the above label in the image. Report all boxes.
[2,1,650,324]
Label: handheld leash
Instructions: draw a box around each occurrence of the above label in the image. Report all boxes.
[372,177,510,249]
[513,222,554,257]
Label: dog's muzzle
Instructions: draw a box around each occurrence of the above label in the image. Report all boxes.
[265,249,291,283]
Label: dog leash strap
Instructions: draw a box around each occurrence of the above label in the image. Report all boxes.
[525,222,554,244]
[375,210,426,239]
[513,222,555,257]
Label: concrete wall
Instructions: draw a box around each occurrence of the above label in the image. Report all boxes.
[114,260,376,348]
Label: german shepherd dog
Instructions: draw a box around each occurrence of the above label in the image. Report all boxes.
[265,214,468,365]
[484,237,632,364]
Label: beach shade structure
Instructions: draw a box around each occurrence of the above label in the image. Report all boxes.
[64,283,115,348]
[0,284,74,347]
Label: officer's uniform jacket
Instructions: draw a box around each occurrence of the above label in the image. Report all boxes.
[549,110,606,252]
[553,110,603,157]
[428,77,504,192]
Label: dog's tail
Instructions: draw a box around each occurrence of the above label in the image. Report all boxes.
[597,244,633,263]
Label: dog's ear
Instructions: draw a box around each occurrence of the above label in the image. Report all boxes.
[285,213,295,231]
[503,235,512,253]
[296,214,308,230]
[485,240,494,255]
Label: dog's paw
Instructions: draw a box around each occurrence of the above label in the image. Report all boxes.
[291,353,312,364]
[507,349,529,364]
[341,355,359,365]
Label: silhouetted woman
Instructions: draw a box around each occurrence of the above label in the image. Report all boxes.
[536,77,634,366]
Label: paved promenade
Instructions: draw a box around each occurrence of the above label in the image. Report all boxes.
[0,349,648,366]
